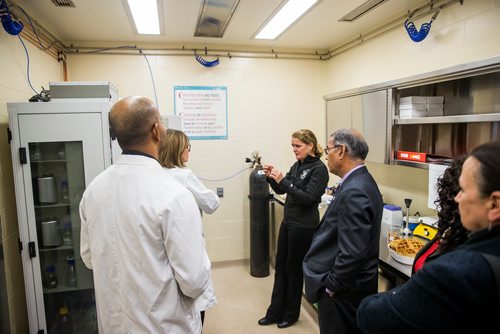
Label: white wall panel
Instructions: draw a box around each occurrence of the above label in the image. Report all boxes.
[68,54,326,261]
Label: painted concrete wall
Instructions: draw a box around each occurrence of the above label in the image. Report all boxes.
[0,29,63,333]
[67,54,327,261]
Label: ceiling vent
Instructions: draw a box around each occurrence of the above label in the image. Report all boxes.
[338,0,388,22]
[194,0,240,38]
[50,0,75,7]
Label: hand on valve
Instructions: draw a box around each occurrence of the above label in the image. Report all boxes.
[263,164,274,177]
[269,168,284,183]
[263,164,284,183]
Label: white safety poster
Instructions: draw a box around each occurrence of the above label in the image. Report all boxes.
[174,86,228,140]
[428,163,449,209]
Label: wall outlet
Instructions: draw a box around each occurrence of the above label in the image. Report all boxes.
[217,187,224,198]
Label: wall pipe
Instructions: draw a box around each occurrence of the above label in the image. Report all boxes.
[64,44,328,60]
[6,0,463,62]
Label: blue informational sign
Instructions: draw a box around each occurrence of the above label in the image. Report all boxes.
[174,86,228,140]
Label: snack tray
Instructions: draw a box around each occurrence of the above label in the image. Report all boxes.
[388,247,415,265]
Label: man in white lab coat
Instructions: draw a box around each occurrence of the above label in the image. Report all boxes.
[79,96,211,333]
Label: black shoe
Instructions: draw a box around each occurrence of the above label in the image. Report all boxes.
[277,320,296,329]
[258,317,275,326]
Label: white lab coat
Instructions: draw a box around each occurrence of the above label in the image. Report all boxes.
[164,167,220,214]
[163,167,219,312]
[80,154,211,334]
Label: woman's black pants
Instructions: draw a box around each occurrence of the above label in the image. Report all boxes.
[265,222,314,322]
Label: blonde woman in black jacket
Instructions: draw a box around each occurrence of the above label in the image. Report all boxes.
[258,129,329,329]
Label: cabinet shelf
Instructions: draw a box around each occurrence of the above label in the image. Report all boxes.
[39,245,74,252]
[392,159,430,170]
[42,257,93,294]
[394,113,500,125]
[35,203,70,209]
[43,282,94,295]
[31,159,67,163]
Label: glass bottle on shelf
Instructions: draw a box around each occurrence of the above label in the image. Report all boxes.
[57,306,73,334]
[57,146,66,159]
[61,180,70,203]
[45,265,58,289]
[65,256,77,287]
[30,143,42,161]
[62,221,73,246]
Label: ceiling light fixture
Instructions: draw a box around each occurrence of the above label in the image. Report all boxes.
[254,0,321,40]
[338,0,388,23]
[122,0,163,35]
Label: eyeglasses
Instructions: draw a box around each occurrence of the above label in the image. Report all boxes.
[325,144,341,154]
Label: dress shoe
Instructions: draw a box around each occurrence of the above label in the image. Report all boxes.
[258,317,275,326]
[277,320,296,329]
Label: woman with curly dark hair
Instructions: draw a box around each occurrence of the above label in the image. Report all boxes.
[358,141,500,333]
[412,156,469,273]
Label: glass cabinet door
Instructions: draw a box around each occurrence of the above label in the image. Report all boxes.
[18,113,107,334]
[29,141,97,333]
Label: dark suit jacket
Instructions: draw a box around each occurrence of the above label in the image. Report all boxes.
[303,165,383,303]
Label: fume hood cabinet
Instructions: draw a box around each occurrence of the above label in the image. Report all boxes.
[7,82,118,333]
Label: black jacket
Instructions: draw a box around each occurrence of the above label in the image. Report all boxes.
[267,155,329,229]
[357,226,500,333]
[303,166,383,303]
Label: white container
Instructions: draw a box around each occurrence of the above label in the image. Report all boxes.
[381,204,403,226]
[381,204,403,242]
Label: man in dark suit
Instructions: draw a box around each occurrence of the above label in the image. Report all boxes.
[303,128,383,334]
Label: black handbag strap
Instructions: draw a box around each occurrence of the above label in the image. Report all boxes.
[481,253,500,303]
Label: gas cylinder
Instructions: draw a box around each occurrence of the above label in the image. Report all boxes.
[248,157,270,277]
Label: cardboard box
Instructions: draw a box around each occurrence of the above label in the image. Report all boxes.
[396,151,427,162]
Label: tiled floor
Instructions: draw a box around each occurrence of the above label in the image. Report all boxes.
[203,261,320,334]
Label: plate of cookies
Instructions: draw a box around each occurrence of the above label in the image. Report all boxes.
[388,237,425,265]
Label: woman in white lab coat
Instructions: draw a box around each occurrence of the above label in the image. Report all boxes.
[158,128,220,325]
